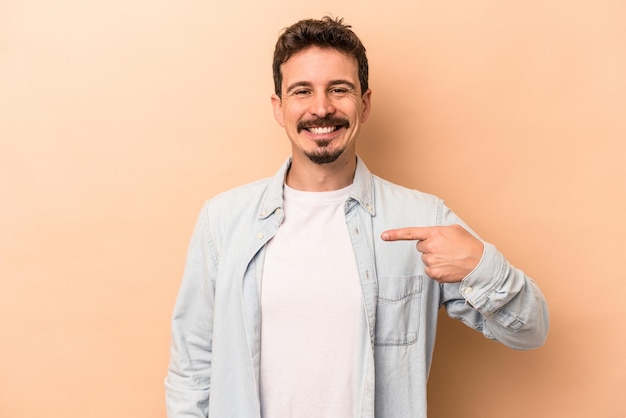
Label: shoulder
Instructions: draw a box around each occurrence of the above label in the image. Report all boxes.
[372,174,441,205]
[211,177,271,204]
[192,177,274,247]
[204,177,272,217]
[371,175,446,226]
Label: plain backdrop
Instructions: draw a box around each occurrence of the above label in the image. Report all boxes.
[1,1,625,417]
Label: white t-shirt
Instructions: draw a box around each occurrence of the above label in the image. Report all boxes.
[260,184,369,418]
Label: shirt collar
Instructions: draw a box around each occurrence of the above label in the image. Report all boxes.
[257,156,376,219]
[350,157,376,216]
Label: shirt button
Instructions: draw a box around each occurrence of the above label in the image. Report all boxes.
[275,208,282,215]
[464,287,473,295]
[257,232,264,239]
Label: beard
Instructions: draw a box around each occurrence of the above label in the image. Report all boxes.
[298,115,349,165]
[304,140,346,165]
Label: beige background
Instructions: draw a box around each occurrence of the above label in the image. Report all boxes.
[1,0,625,417]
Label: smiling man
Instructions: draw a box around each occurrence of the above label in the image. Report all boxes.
[272,45,370,179]
[165,16,549,418]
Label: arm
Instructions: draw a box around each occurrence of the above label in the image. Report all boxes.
[165,203,216,417]
[381,212,548,350]
[441,241,549,349]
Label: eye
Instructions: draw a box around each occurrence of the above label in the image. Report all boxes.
[293,89,311,96]
[330,87,350,96]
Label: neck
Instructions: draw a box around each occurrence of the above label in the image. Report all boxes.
[286,154,357,192]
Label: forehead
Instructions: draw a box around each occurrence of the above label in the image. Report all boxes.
[281,46,359,83]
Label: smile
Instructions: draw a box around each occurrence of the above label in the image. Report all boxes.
[297,116,350,134]
[307,126,339,135]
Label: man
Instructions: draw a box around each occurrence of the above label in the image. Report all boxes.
[165,16,549,418]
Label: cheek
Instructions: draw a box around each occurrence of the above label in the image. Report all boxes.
[284,108,304,127]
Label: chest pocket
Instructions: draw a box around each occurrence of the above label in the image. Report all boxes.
[375,275,423,346]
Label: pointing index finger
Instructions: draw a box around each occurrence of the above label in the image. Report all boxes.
[381,226,433,241]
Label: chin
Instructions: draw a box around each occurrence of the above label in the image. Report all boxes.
[305,148,345,165]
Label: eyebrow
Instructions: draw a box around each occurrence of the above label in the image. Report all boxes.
[285,79,357,94]
[329,79,357,90]
[285,81,313,94]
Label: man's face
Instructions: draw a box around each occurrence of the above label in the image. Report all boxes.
[272,46,371,166]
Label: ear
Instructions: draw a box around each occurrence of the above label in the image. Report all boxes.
[360,89,372,123]
[271,94,285,127]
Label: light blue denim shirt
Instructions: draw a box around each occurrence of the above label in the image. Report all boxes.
[166,157,549,418]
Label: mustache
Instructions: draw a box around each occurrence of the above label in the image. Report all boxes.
[297,116,350,132]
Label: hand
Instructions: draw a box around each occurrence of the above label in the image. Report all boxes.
[381,225,484,283]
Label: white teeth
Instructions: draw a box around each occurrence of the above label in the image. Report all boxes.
[309,126,336,135]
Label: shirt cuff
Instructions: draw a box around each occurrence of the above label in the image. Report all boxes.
[459,242,506,313]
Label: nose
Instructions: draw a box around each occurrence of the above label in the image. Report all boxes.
[309,93,335,118]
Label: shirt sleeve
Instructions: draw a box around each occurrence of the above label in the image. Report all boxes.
[165,202,216,417]
[439,204,549,350]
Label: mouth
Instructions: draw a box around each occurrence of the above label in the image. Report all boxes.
[297,116,349,135]
[307,126,340,135]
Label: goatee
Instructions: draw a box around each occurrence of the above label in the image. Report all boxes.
[305,143,345,165]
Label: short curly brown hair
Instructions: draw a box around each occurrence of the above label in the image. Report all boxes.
[272,16,369,98]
